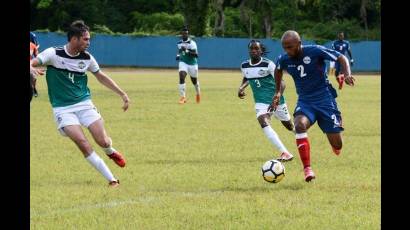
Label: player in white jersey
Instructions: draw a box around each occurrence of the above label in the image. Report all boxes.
[30,20,130,187]
[238,40,294,162]
[176,27,200,104]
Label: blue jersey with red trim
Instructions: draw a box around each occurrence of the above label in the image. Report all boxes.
[276,45,341,101]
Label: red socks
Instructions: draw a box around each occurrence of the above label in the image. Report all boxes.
[296,133,310,168]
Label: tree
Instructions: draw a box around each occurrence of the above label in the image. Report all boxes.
[212,0,225,36]
[178,0,211,36]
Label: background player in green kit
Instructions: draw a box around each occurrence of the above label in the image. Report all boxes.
[238,40,294,162]
[176,27,200,104]
[30,20,130,187]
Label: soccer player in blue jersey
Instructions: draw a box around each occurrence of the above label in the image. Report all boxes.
[269,30,355,182]
[331,32,354,89]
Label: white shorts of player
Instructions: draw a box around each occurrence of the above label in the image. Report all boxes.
[53,99,102,136]
[255,103,291,121]
[329,61,335,68]
[179,62,198,78]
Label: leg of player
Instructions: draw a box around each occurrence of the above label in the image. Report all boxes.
[29,74,34,103]
[280,120,294,132]
[190,76,200,103]
[33,77,38,97]
[257,114,293,162]
[334,63,344,90]
[326,133,343,156]
[88,119,126,167]
[179,71,187,104]
[294,114,315,182]
[63,125,119,187]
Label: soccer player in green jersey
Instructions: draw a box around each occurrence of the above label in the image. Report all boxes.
[176,27,200,104]
[30,20,130,187]
[238,40,294,162]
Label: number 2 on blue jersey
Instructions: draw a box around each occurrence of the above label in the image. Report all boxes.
[297,65,307,78]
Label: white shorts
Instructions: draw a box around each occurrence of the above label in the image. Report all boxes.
[179,62,198,78]
[53,100,102,136]
[255,103,291,121]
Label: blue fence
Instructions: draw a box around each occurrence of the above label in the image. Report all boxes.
[36,32,380,72]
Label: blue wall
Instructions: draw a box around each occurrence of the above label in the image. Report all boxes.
[36,32,380,71]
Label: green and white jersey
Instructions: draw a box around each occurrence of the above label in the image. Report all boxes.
[36,45,100,108]
[240,58,285,105]
[177,38,198,65]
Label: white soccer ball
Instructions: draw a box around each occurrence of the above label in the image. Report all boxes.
[261,159,285,183]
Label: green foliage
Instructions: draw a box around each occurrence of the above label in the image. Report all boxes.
[30,0,380,41]
[177,0,211,36]
[129,12,185,34]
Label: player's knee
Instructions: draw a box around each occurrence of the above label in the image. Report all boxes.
[75,138,91,149]
[96,137,111,148]
[295,122,308,133]
[257,116,269,128]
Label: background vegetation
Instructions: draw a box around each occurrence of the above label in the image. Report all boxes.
[30,0,380,42]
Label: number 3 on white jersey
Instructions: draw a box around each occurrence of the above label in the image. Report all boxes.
[254,79,261,87]
[297,65,307,78]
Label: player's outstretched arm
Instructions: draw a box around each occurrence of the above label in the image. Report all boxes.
[337,55,355,86]
[238,77,249,99]
[92,71,130,111]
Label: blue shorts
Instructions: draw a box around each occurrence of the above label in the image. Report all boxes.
[293,98,344,133]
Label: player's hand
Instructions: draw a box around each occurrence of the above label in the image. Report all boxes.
[350,59,354,66]
[30,66,44,76]
[268,94,280,112]
[121,93,130,111]
[238,88,246,99]
[344,74,355,86]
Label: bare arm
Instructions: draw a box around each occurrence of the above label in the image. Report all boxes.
[337,55,355,86]
[92,70,131,111]
[238,77,249,99]
[268,68,283,112]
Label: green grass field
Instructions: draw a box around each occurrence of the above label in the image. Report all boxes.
[30,69,380,229]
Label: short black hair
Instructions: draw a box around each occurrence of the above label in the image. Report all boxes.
[67,20,90,41]
[181,26,189,32]
[248,39,268,56]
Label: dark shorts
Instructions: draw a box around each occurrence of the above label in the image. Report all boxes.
[293,97,344,133]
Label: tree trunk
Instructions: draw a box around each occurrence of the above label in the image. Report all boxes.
[239,0,252,38]
[360,0,369,40]
[213,0,225,37]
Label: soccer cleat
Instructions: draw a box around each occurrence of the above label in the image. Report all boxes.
[108,180,120,187]
[178,96,187,104]
[304,166,316,182]
[332,147,341,156]
[277,152,294,162]
[336,74,345,90]
[196,94,201,103]
[108,151,126,167]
